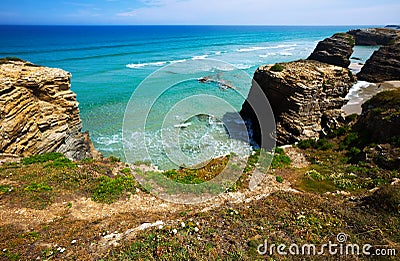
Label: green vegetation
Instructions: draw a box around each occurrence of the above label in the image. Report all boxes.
[24,182,53,192]
[92,175,136,204]
[270,63,284,72]
[0,56,26,64]
[1,116,399,260]
[297,138,333,151]
[21,152,64,165]
[271,148,291,169]
[108,156,121,163]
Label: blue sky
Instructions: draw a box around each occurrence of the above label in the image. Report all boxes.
[0,0,399,25]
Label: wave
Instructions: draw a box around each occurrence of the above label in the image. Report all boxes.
[94,134,122,146]
[192,55,209,60]
[126,61,167,69]
[237,44,297,53]
[233,64,253,70]
[345,81,371,104]
[169,59,187,64]
[279,52,293,56]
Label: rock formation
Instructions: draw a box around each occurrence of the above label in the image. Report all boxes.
[0,58,101,160]
[354,89,400,169]
[357,40,400,82]
[347,28,400,46]
[240,60,356,146]
[307,33,355,68]
[356,89,400,144]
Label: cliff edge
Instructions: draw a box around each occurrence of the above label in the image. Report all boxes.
[240,60,356,146]
[0,58,101,160]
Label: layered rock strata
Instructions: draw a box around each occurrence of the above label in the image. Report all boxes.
[307,33,355,68]
[240,60,356,146]
[357,41,400,82]
[0,58,100,160]
[347,28,400,46]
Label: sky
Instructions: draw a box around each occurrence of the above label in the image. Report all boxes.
[0,0,399,25]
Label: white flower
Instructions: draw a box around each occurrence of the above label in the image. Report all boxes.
[158,225,164,230]
[172,229,178,234]
[194,227,199,232]
[181,222,185,228]
[71,240,77,245]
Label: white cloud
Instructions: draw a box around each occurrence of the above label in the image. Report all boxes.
[115,0,400,25]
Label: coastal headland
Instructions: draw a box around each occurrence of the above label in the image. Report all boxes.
[0,27,399,260]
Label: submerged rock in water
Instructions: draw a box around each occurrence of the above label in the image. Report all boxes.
[0,58,101,160]
[307,33,355,68]
[240,60,356,146]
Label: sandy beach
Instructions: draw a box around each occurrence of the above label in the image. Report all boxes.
[342,80,400,115]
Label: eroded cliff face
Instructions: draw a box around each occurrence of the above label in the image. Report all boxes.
[240,60,356,146]
[307,33,355,68]
[347,28,400,46]
[0,59,101,160]
[357,41,400,82]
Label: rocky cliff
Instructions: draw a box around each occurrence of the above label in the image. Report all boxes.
[354,89,400,169]
[357,40,400,82]
[347,28,400,46]
[307,33,355,68]
[0,58,101,160]
[240,60,356,146]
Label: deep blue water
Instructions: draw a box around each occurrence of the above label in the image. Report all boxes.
[0,25,375,166]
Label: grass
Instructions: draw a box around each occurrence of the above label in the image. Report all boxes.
[297,138,333,151]
[92,175,137,204]
[1,116,399,260]
[106,190,400,260]
[270,63,284,72]
[21,152,64,165]
[271,148,291,169]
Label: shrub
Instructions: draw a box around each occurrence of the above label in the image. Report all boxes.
[297,139,317,149]
[276,176,284,183]
[271,148,291,169]
[270,63,284,72]
[109,156,121,163]
[92,175,136,204]
[45,157,77,169]
[22,153,64,165]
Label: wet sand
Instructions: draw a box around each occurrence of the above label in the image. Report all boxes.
[342,81,400,115]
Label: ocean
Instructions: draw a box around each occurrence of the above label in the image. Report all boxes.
[0,25,378,168]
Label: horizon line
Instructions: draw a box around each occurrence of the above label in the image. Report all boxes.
[0,24,384,27]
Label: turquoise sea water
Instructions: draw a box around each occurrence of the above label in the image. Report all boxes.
[0,25,377,166]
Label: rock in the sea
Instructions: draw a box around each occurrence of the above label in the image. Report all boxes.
[240,60,356,146]
[0,58,101,160]
[307,33,355,68]
[357,41,400,82]
[347,28,400,46]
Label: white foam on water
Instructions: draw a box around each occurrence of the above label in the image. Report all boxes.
[345,81,371,105]
[126,61,167,69]
[95,134,122,146]
[233,63,253,70]
[237,44,297,53]
[169,59,187,64]
[279,52,293,56]
[192,55,209,60]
